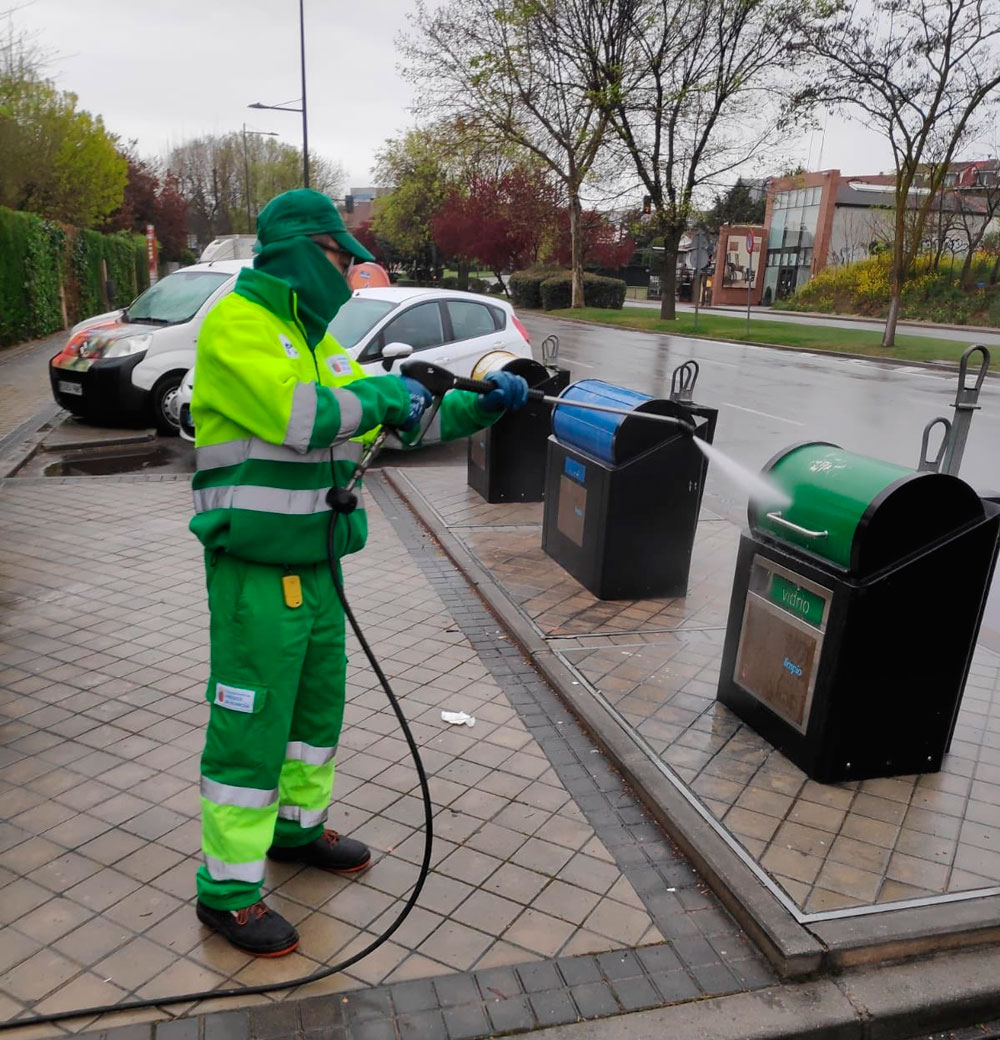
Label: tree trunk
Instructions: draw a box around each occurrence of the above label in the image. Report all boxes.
[457,258,470,292]
[991,252,1000,285]
[568,194,585,308]
[659,227,682,320]
[882,289,901,348]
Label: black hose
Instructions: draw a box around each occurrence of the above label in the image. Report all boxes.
[0,509,434,1031]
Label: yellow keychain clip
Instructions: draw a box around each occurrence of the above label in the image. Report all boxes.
[282,574,303,609]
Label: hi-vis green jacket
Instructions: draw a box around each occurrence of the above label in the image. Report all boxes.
[190,267,498,565]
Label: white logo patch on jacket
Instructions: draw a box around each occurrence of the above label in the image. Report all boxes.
[328,356,351,376]
[279,335,299,359]
[214,682,256,713]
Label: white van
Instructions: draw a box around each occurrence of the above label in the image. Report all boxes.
[48,258,251,435]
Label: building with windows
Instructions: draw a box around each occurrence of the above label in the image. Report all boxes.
[720,165,996,306]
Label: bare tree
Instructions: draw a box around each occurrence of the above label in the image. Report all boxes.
[400,0,629,307]
[953,169,1000,286]
[797,0,1000,346]
[581,0,806,319]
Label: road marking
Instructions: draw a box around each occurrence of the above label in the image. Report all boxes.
[722,402,804,426]
[564,358,595,368]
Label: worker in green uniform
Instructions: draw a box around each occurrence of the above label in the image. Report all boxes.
[189,189,529,956]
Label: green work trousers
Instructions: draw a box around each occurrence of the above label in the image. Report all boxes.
[196,549,347,910]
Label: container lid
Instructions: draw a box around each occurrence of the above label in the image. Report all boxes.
[553,379,689,464]
[750,442,985,573]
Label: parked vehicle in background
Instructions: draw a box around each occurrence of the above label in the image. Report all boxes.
[49,259,250,435]
[199,236,256,262]
[329,286,531,378]
[177,286,533,442]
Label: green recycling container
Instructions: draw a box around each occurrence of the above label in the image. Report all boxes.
[718,441,1000,782]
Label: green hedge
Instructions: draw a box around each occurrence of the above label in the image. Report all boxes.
[509,268,559,309]
[0,205,148,348]
[511,267,627,310]
[539,272,628,310]
[0,209,65,347]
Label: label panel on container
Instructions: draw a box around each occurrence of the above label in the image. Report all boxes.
[768,574,826,628]
[564,457,586,484]
[557,475,587,546]
[469,434,486,471]
[735,597,820,733]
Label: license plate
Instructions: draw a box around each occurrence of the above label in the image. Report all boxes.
[58,380,83,396]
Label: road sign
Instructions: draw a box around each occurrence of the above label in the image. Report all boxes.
[746,230,755,254]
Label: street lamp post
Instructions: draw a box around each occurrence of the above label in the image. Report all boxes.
[248,0,309,188]
[241,124,279,232]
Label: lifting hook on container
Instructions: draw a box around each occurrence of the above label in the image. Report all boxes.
[918,344,991,476]
[540,334,560,366]
[917,417,952,473]
[670,360,699,404]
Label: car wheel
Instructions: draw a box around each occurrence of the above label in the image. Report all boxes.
[152,373,184,437]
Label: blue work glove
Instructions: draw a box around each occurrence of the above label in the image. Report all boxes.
[479,371,530,412]
[399,376,433,432]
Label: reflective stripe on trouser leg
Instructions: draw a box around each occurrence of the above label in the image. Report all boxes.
[197,551,313,910]
[273,566,347,848]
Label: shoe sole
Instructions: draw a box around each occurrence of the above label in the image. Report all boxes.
[317,855,371,875]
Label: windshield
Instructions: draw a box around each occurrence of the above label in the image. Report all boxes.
[126,270,231,325]
[328,298,398,350]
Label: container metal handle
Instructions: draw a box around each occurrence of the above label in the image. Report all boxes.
[765,511,829,540]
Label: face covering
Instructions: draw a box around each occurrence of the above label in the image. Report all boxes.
[253,237,351,349]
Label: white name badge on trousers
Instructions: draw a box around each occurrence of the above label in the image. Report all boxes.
[214,682,256,713]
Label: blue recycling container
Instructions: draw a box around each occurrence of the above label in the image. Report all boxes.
[542,379,718,599]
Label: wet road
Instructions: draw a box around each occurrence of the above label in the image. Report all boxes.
[521,312,1000,644]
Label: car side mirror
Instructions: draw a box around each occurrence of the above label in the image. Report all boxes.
[382,341,413,371]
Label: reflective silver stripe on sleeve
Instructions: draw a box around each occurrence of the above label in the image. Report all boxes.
[196,441,250,470]
[203,854,266,883]
[285,741,338,766]
[193,485,331,515]
[193,485,234,513]
[196,438,361,469]
[284,382,318,453]
[200,777,278,809]
[329,387,363,442]
[277,805,329,828]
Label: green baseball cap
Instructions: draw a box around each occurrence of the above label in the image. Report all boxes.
[255,188,375,261]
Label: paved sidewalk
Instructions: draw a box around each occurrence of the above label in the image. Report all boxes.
[0,332,66,443]
[0,472,773,1038]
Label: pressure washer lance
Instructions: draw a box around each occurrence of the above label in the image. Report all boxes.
[399,359,699,434]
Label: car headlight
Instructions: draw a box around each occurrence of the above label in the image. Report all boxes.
[101,334,152,359]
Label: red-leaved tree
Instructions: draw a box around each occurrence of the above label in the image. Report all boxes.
[105,152,190,259]
[552,209,635,271]
[431,166,562,289]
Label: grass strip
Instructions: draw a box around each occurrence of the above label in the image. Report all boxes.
[543,307,996,369]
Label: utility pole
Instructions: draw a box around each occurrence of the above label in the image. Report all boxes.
[299,0,309,188]
[241,125,279,232]
[242,125,252,232]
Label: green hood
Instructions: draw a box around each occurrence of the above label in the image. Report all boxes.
[253,237,350,349]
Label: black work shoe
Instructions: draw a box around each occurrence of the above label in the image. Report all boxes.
[267,829,372,873]
[196,899,299,957]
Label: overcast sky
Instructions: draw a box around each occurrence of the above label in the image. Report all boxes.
[15,0,906,196]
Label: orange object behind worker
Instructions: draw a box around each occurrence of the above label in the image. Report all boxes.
[347,263,391,290]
